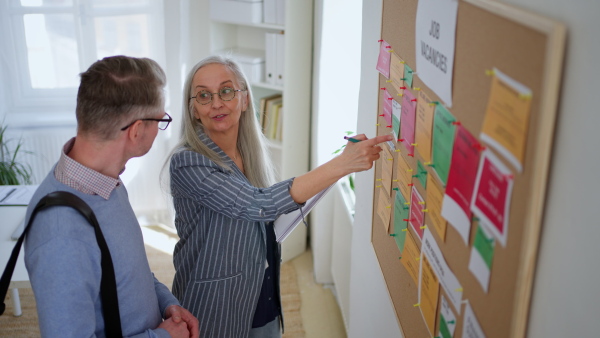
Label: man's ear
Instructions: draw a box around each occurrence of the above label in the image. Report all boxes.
[125,120,143,141]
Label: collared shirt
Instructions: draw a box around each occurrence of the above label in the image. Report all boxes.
[54,137,122,200]
[251,222,280,328]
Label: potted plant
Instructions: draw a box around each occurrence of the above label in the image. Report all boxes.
[0,123,32,185]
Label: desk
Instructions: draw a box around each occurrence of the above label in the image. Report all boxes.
[0,206,30,316]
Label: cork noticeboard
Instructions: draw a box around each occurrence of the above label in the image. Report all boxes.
[371,0,566,337]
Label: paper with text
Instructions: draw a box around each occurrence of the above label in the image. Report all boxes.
[409,186,426,240]
[462,301,486,338]
[426,174,447,241]
[401,231,420,285]
[393,191,410,250]
[418,253,441,336]
[438,295,457,338]
[415,0,458,106]
[480,68,532,172]
[442,124,481,245]
[432,104,456,186]
[469,223,496,293]
[423,229,463,314]
[415,91,435,163]
[470,149,513,247]
[401,89,417,154]
[390,52,406,96]
[376,40,392,78]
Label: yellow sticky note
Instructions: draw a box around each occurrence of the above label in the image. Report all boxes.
[396,154,413,202]
[401,231,420,285]
[426,174,447,241]
[377,188,392,233]
[419,254,440,336]
[381,144,394,197]
[390,52,406,96]
[415,90,435,163]
[480,68,532,172]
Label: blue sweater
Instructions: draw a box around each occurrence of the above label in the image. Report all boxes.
[24,169,179,338]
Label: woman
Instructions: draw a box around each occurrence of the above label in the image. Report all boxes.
[169,55,391,337]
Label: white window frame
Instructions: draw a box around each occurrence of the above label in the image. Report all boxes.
[0,0,165,127]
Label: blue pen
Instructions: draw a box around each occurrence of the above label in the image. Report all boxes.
[344,136,361,143]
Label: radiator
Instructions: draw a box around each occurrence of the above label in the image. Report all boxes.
[330,181,355,331]
[7,127,75,184]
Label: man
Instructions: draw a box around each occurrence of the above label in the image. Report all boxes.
[24,56,199,338]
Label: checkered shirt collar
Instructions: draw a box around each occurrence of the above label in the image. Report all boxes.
[54,138,122,200]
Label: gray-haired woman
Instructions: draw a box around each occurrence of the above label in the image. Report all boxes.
[168,55,392,338]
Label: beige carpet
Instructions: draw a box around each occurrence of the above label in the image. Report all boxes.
[0,245,305,337]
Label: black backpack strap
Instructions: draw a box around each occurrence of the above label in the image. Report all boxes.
[0,191,122,337]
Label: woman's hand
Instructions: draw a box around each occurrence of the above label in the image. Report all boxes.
[290,133,393,204]
[337,134,393,175]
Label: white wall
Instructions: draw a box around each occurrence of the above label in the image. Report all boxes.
[310,0,363,283]
[348,0,600,337]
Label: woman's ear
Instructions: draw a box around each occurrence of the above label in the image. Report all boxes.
[242,91,249,112]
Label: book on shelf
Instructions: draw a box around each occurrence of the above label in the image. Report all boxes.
[261,95,283,139]
[259,93,282,128]
[270,102,283,140]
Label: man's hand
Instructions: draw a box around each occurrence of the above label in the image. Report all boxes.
[164,305,200,338]
[158,317,190,338]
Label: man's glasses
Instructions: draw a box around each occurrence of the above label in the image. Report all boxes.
[190,87,246,105]
[120,112,172,131]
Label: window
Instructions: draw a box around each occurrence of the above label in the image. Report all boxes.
[0,0,164,126]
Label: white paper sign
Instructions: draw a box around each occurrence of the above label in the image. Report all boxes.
[415,0,459,107]
[462,302,487,338]
[439,295,457,338]
[422,228,463,314]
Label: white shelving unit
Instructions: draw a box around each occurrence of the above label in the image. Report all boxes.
[208,0,313,262]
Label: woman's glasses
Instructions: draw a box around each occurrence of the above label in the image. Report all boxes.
[190,87,246,105]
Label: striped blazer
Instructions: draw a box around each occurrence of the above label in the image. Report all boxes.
[169,134,300,337]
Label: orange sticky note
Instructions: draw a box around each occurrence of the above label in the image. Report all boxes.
[426,174,447,241]
[418,254,440,336]
[396,154,413,202]
[415,90,435,163]
[377,188,392,233]
[480,68,532,172]
[401,231,420,285]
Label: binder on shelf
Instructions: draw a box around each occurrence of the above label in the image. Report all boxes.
[275,33,285,87]
[214,47,265,83]
[274,184,335,243]
[263,0,277,24]
[275,0,286,26]
[265,32,278,85]
[210,0,264,24]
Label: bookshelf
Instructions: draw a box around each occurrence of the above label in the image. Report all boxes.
[207,0,313,262]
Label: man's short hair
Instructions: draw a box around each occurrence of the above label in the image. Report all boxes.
[76,55,166,140]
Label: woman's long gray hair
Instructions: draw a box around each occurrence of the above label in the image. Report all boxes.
[175,55,276,188]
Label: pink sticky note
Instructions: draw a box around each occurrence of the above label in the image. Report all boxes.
[471,149,513,247]
[441,124,481,245]
[382,89,393,126]
[376,40,391,78]
[401,89,417,154]
[409,186,425,239]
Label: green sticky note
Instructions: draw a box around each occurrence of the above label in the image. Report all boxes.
[404,64,414,88]
[439,313,452,338]
[417,160,427,188]
[393,191,409,252]
[473,224,495,268]
[432,105,456,186]
[392,113,400,140]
